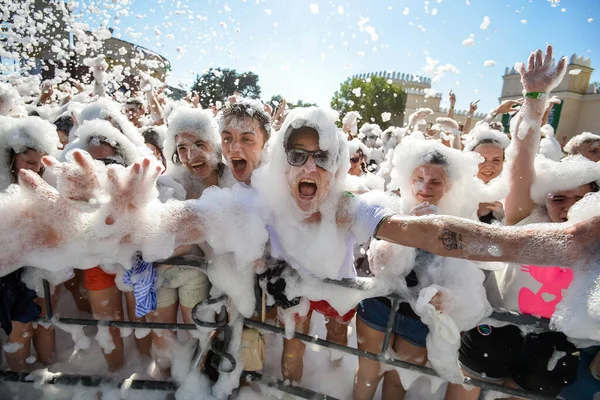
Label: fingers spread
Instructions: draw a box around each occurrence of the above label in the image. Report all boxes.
[544,44,553,66]
[527,53,535,71]
[18,169,60,201]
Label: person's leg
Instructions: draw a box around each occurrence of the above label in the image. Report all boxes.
[87,286,125,371]
[64,270,91,314]
[146,302,178,373]
[124,291,152,356]
[353,316,391,400]
[281,311,312,383]
[32,286,60,364]
[4,321,34,371]
[383,336,428,399]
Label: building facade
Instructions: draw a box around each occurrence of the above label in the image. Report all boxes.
[350,71,487,130]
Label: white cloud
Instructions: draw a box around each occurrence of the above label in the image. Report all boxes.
[480,16,490,30]
[462,33,475,46]
[483,60,496,67]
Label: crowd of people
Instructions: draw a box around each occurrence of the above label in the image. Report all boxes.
[0,44,600,400]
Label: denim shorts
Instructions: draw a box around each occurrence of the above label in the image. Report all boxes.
[357,297,428,348]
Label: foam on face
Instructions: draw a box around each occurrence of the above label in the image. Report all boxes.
[529,155,600,206]
[563,132,600,155]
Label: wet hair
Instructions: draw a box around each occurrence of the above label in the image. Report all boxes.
[285,126,319,150]
[28,110,40,117]
[222,101,271,139]
[421,149,449,166]
[54,115,74,133]
[125,98,144,107]
[87,137,127,166]
[353,148,368,173]
[142,127,164,151]
[590,181,599,193]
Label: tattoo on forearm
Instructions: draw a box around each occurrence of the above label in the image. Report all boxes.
[438,229,464,251]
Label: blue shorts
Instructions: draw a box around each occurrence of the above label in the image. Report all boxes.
[357,297,428,348]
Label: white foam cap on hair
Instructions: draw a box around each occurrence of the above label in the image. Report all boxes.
[1,116,60,156]
[347,138,370,157]
[62,119,142,166]
[564,132,600,154]
[358,123,382,137]
[530,155,600,205]
[463,123,510,152]
[280,107,344,171]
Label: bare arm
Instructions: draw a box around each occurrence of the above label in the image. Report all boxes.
[142,77,165,125]
[375,214,595,266]
[447,90,456,119]
[505,45,567,225]
[462,100,479,135]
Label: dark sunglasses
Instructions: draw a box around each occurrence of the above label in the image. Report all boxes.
[350,157,361,164]
[286,149,331,169]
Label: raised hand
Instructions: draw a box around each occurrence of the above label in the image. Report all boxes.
[516,44,567,94]
[408,108,433,128]
[493,99,522,115]
[469,100,479,114]
[104,158,163,226]
[43,150,105,203]
[449,90,456,107]
[411,202,439,217]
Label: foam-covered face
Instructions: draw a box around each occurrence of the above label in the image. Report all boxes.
[13,148,45,177]
[176,132,219,180]
[87,142,117,160]
[221,116,266,184]
[286,129,334,214]
[363,133,379,148]
[123,103,145,124]
[545,184,594,223]
[474,143,504,183]
[348,151,364,176]
[410,164,449,206]
[579,140,600,163]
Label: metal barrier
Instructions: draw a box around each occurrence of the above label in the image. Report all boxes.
[0,258,562,400]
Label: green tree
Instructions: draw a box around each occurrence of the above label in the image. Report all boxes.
[330,75,406,128]
[267,95,317,110]
[191,68,261,108]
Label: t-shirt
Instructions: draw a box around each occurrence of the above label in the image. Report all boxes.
[266,196,392,280]
[485,207,573,318]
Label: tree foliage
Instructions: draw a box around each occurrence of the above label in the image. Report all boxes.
[267,95,317,110]
[191,68,261,108]
[330,76,406,128]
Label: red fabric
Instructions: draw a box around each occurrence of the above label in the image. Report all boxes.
[82,266,116,291]
[309,300,356,323]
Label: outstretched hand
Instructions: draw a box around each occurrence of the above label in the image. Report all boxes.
[516,44,567,94]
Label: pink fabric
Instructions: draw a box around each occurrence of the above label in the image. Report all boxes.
[517,265,573,318]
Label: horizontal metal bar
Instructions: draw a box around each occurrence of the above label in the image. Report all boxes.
[37,317,197,331]
[0,370,176,391]
[244,319,556,400]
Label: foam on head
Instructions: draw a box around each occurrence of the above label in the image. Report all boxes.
[463,123,510,152]
[564,132,600,155]
[252,106,350,216]
[538,124,564,161]
[530,155,600,205]
[0,116,61,190]
[388,136,487,217]
[62,119,142,166]
[217,97,272,138]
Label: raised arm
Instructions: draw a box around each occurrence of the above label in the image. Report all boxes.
[141,75,164,125]
[375,213,597,267]
[447,90,456,119]
[505,45,567,225]
[462,100,479,135]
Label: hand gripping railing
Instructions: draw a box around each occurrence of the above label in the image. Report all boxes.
[0,258,563,400]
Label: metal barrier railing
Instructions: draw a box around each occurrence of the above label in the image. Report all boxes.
[0,257,563,400]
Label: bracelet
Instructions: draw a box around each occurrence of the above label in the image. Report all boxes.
[524,91,547,100]
[450,106,454,109]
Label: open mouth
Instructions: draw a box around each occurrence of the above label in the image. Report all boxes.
[189,161,206,171]
[231,157,248,176]
[298,178,318,199]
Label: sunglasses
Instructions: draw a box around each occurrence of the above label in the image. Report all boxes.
[286,148,331,169]
[350,157,361,164]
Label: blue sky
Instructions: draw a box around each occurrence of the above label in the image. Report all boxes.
[93,0,599,113]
